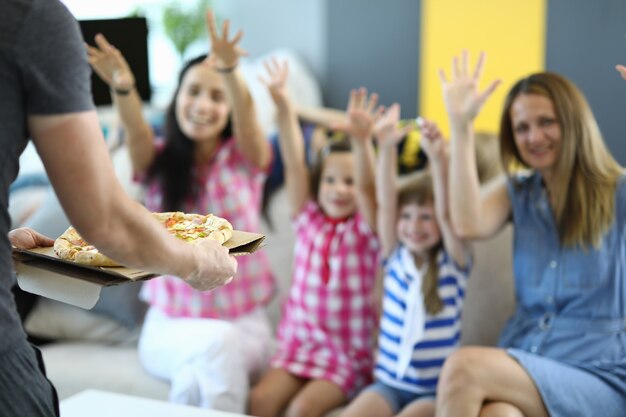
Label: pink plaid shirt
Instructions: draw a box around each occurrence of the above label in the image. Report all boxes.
[271,201,380,397]
[138,138,276,319]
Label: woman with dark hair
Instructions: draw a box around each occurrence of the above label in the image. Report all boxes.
[87,11,275,413]
[435,51,626,417]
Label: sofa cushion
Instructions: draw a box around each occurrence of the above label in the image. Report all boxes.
[460,225,515,346]
[41,342,169,401]
[25,298,141,345]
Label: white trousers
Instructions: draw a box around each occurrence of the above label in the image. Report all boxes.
[138,306,274,413]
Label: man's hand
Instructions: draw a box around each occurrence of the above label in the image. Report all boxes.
[184,239,238,291]
[9,227,54,250]
[9,227,54,270]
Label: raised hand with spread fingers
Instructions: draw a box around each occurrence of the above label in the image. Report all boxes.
[205,10,247,72]
[333,88,383,142]
[259,57,290,107]
[85,34,136,92]
[438,50,500,126]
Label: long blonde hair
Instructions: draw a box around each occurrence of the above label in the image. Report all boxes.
[398,172,443,315]
[500,72,623,248]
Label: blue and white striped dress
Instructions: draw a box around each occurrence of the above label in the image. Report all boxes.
[374,245,471,394]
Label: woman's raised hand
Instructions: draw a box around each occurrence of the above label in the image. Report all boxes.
[85,34,135,90]
[258,57,289,105]
[438,50,500,125]
[205,10,247,71]
[373,103,413,148]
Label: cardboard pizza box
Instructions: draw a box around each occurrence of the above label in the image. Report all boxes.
[13,230,265,309]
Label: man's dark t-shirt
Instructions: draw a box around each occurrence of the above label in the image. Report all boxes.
[0,0,94,352]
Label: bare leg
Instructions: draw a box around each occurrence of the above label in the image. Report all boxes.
[397,399,435,417]
[435,347,549,417]
[285,379,347,417]
[479,402,524,417]
[248,368,307,417]
[340,390,393,417]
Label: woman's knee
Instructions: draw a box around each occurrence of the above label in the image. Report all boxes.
[438,347,489,397]
[479,402,524,417]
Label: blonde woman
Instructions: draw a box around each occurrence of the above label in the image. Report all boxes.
[436,51,626,417]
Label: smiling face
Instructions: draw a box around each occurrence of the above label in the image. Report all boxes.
[317,152,357,219]
[510,93,562,179]
[175,63,230,142]
[396,201,441,255]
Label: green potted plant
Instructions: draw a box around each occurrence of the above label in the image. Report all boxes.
[162,0,213,59]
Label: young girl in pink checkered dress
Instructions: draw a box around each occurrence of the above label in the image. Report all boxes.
[87,13,275,413]
[248,59,381,417]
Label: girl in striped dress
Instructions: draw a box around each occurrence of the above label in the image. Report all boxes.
[341,106,471,417]
[248,59,380,417]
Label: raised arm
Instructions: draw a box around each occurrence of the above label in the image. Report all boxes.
[332,88,380,231]
[29,111,236,291]
[616,64,626,80]
[419,118,468,267]
[259,58,310,216]
[205,11,271,170]
[372,104,412,257]
[439,50,509,239]
[86,34,155,173]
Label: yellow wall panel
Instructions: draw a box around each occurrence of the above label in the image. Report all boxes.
[420,0,546,135]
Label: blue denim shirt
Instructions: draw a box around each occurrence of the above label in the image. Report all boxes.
[499,172,626,379]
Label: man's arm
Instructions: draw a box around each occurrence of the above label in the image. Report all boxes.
[28,111,236,291]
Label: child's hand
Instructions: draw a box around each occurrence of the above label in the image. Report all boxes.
[258,57,289,106]
[617,64,626,80]
[205,10,247,71]
[86,33,135,91]
[373,103,413,148]
[333,88,382,142]
[438,50,500,124]
[419,117,447,163]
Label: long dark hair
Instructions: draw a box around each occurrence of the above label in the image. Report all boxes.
[147,54,233,211]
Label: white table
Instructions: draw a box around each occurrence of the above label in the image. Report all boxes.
[60,389,251,417]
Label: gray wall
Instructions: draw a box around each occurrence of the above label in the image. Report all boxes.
[214,0,626,164]
[546,0,626,164]
[326,0,421,115]
[215,0,329,87]
[216,0,421,116]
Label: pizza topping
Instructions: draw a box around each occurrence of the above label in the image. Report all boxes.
[54,211,233,266]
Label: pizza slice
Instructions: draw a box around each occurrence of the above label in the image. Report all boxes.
[54,212,234,267]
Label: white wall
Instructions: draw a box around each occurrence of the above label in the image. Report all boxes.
[61,0,328,107]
